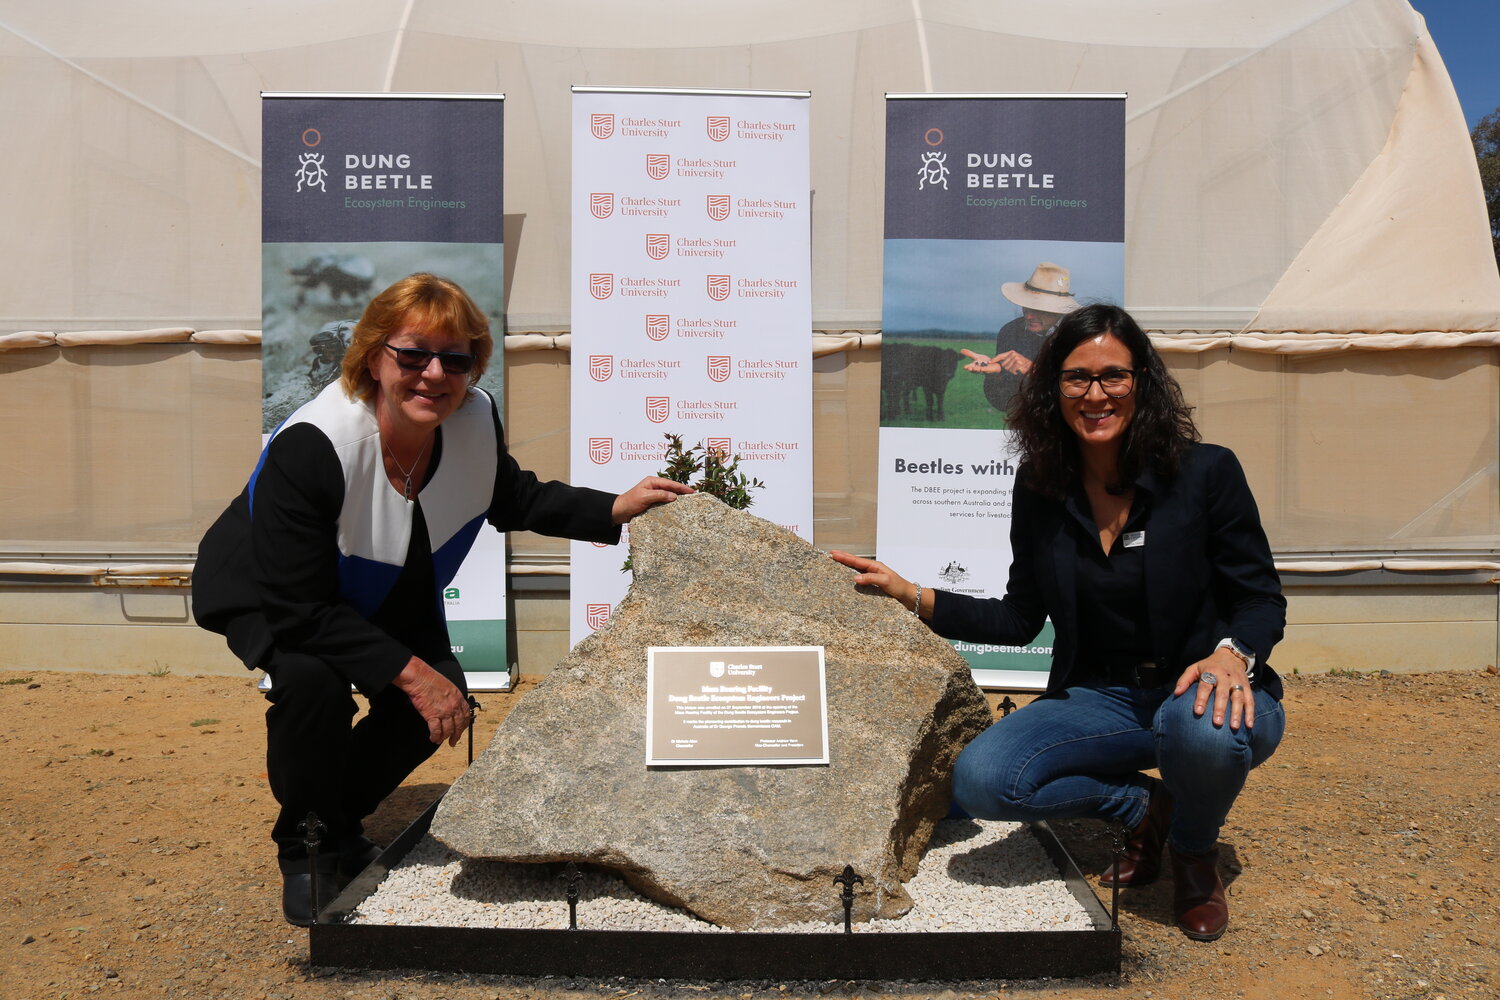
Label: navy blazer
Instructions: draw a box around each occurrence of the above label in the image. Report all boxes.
[929,443,1285,700]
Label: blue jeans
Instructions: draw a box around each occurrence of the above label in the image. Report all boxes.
[951,684,1286,855]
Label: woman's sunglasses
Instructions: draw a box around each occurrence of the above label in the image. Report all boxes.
[383,342,477,375]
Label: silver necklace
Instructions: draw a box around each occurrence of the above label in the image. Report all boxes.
[385,440,428,501]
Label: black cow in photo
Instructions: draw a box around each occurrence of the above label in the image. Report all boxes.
[882,342,960,422]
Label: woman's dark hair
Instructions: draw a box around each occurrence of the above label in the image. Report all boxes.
[1008,303,1198,498]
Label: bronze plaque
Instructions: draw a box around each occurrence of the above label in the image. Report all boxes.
[646,646,828,765]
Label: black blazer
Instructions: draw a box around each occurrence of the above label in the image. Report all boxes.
[929,443,1285,700]
[193,395,619,690]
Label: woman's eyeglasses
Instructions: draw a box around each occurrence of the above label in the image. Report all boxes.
[383,342,477,375]
[1059,368,1138,398]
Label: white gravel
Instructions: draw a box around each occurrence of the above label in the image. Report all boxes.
[349,819,1100,933]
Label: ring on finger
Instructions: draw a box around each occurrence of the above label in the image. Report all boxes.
[1230,683,1244,693]
[1199,671,1218,686]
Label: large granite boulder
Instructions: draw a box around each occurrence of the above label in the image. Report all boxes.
[431,493,992,930]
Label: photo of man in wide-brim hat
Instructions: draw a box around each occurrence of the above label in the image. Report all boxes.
[961,261,1081,417]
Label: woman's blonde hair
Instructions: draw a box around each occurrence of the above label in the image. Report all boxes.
[340,273,493,401]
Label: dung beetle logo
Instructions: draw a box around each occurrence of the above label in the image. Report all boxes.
[918,150,949,191]
[295,152,327,193]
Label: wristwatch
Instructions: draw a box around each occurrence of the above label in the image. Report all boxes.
[1216,637,1256,674]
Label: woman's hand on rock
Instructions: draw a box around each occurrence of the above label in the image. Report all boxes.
[611,476,695,525]
[829,550,921,614]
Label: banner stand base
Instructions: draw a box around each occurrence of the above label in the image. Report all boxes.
[465,668,515,692]
[970,668,1049,692]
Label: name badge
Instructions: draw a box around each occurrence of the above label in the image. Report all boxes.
[1122,531,1145,549]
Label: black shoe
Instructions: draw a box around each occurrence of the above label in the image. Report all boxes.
[281,858,343,927]
[338,836,383,880]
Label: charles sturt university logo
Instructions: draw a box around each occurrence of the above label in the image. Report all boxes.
[589,273,614,300]
[586,603,612,630]
[707,274,731,301]
[645,153,670,180]
[706,116,730,142]
[590,114,615,140]
[588,355,614,382]
[590,192,614,219]
[706,437,732,458]
[645,314,670,342]
[706,194,730,221]
[645,396,670,423]
[646,233,670,260]
[706,356,731,383]
[588,437,614,464]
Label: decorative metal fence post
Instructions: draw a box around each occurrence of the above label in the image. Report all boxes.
[298,811,327,924]
[1109,823,1123,930]
[466,694,482,765]
[561,861,583,929]
[833,864,864,934]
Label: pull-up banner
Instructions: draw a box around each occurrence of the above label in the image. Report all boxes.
[878,95,1126,689]
[569,88,813,644]
[261,93,514,690]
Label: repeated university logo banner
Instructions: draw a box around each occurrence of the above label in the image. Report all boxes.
[262,93,514,690]
[877,94,1126,689]
[568,87,813,644]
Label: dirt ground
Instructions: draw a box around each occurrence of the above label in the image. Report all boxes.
[3,667,1496,1000]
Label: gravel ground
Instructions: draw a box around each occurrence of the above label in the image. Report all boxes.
[3,667,1497,1000]
[352,818,1095,933]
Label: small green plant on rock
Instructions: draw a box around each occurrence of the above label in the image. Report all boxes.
[623,434,766,571]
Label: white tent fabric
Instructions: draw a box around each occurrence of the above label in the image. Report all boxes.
[2,0,1496,335]
[0,0,1495,561]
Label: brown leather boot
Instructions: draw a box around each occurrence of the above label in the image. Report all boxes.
[1099,780,1173,887]
[1170,845,1228,941]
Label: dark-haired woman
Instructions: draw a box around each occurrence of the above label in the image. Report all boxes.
[832,304,1285,941]
[194,273,690,925]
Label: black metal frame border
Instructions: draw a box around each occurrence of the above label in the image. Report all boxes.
[310,799,1121,981]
